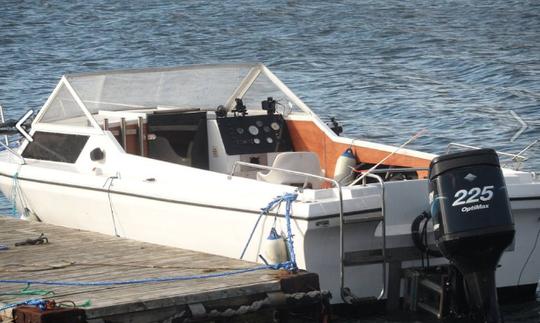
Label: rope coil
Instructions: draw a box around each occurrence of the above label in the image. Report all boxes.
[206,290,331,318]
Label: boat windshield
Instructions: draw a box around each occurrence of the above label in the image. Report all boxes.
[34,63,308,131]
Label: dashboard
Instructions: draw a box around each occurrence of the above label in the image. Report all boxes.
[216,114,293,155]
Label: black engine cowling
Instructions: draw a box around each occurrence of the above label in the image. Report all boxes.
[429,149,515,323]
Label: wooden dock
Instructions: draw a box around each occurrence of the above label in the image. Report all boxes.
[0,216,326,323]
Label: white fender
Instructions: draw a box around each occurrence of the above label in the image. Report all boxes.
[334,147,356,185]
[262,227,288,265]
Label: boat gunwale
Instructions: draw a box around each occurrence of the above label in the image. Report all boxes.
[0,169,384,221]
[1,168,539,221]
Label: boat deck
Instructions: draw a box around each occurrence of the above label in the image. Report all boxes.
[0,216,323,322]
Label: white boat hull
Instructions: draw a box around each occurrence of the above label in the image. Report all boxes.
[1,156,538,303]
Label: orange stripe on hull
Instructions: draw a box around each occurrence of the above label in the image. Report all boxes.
[286,120,430,179]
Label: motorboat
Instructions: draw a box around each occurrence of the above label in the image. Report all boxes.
[0,63,538,316]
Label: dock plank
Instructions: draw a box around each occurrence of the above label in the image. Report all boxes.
[0,216,319,321]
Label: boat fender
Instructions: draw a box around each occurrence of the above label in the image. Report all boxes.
[334,148,356,184]
[262,227,288,265]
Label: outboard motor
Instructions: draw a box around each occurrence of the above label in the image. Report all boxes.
[429,149,514,323]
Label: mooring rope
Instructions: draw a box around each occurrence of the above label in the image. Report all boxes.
[240,192,298,272]
[10,170,20,217]
[0,264,280,287]
[207,290,331,318]
[283,192,298,269]
[9,164,32,219]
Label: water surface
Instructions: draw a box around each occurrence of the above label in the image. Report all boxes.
[1,1,538,321]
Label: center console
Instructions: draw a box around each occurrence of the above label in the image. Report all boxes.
[207,112,293,176]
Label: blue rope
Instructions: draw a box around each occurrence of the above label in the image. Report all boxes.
[282,193,298,271]
[240,196,284,259]
[0,265,277,287]
[239,193,298,272]
[0,298,47,312]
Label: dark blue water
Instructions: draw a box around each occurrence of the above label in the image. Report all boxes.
[1,0,539,321]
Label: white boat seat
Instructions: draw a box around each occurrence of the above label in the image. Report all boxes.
[257,152,324,189]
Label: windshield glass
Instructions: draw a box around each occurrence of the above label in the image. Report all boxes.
[241,72,302,115]
[67,64,253,113]
[36,64,308,129]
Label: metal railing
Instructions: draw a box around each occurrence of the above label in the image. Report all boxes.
[0,105,25,164]
[446,143,528,161]
[229,161,354,299]
[359,167,429,185]
[446,142,540,171]
[230,161,388,303]
[0,141,25,164]
[367,167,429,174]
[0,105,8,146]
[363,173,387,301]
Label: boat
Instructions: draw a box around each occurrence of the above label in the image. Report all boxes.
[0,63,538,318]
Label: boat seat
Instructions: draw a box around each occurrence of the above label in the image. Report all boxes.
[150,137,192,166]
[257,152,324,189]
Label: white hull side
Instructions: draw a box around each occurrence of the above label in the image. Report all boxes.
[0,167,310,267]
